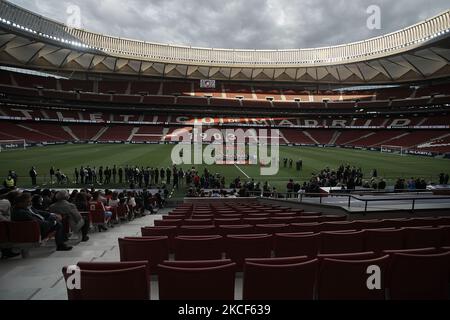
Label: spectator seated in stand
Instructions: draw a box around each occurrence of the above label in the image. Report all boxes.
[48,191,90,242]
[0,190,21,259]
[91,191,113,231]
[12,193,72,251]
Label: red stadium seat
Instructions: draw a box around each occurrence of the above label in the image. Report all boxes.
[382,247,441,255]
[161,259,233,268]
[141,226,177,251]
[269,217,299,224]
[255,224,290,234]
[191,215,214,219]
[163,214,186,220]
[382,218,410,229]
[118,237,169,273]
[320,231,364,254]
[214,218,242,226]
[218,224,255,235]
[0,221,9,243]
[320,215,348,222]
[404,227,443,249]
[364,228,404,252]
[301,212,322,216]
[274,232,320,257]
[225,234,273,269]
[183,219,213,226]
[242,217,270,225]
[154,219,183,227]
[62,265,149,300]
[88,201,111,227]
[320,221,356,232]
[8,221,42,243]
[245,256,310,265]
[178,225,216,236]
[293,216,322,224]
[243,259,318,300]
[441,225,450,246]
[402,217,441,228]
[174,235,223,260]
[317,255,390,300]
[317,251,378,261]
[158,263,236,300]
[141,226,177,237]
[388,252,450,300]
[353,219,385,230]
[77,261,150,277]
[290,223,321,234]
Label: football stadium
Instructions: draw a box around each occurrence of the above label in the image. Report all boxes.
[0,0,450,305]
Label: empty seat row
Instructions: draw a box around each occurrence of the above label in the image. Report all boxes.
[145,216,450,238]
[63,250,450,300]
[275,227,450,257]
[122,226,450,269]
[155,214,344,226]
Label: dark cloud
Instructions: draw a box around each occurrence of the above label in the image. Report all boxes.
[8,0,450,49]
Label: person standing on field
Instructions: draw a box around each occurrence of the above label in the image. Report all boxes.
[29,166,37,186]
[112,165,117,184]
[50,167,55,184]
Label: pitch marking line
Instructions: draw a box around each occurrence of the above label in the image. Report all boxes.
[233,163,250,179]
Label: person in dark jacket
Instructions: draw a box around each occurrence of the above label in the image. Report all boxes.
[49,167,55,185]
[118,167,123,184]
[112,165,117,184]
[11,193,72,251]
[29,166,37,186]
[166,168,171,185]
[74,168,79,184]
[154,168,159,185]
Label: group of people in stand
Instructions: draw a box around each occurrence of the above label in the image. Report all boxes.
[0,184,168,259]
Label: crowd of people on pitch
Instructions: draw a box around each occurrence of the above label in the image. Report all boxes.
[184,165,450,199]
[186,176,277,198]
[72,165,183,188]
[0,186,167,259]
[5,165,189,190]
[185,167,226,190]
[281,158,303,171]
[48,165,186,189]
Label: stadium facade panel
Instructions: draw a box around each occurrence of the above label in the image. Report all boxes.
[0,1,449,83]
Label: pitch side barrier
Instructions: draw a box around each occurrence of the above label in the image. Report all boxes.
[0,140,443,157]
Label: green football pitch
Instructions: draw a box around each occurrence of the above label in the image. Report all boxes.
[0,144,449,192]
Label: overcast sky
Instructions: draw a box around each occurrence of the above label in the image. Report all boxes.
[8,0,450,49]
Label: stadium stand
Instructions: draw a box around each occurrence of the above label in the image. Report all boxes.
[1,1,450,302]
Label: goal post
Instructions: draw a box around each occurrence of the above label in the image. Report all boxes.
[0,139,26,152]
[380,145,405,156]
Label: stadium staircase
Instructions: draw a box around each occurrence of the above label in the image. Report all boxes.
[92,126,109,141]
[62,126,79,141]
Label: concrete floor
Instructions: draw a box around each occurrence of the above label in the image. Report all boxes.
[0,210,161,300]
[0,208,244,300]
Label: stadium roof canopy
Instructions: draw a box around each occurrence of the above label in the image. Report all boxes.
[0,1,449,84]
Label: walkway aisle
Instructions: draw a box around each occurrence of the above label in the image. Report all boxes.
[0,211,167,300]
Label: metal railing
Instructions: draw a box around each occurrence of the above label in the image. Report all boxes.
[249,190,450,213]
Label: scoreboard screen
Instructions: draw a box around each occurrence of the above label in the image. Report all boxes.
[200,79,216,89]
